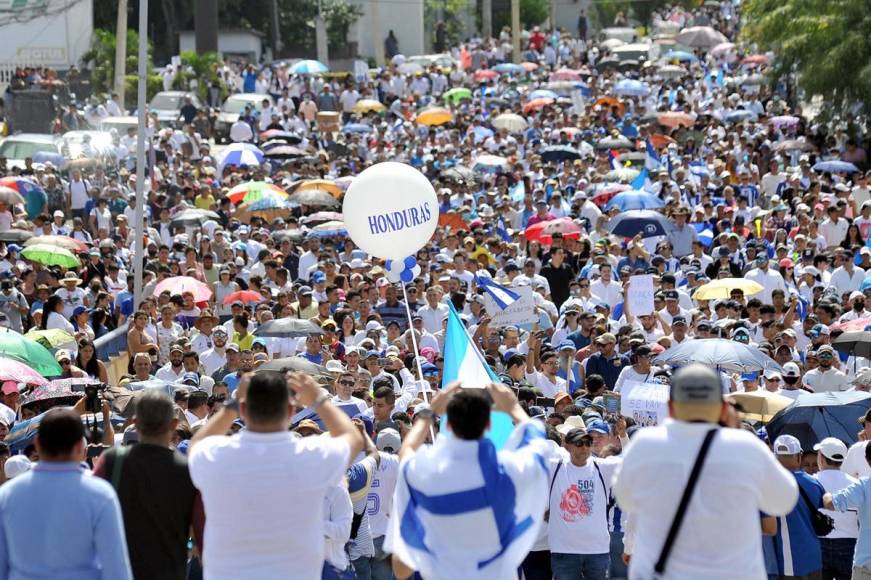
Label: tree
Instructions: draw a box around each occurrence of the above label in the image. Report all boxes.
[742,0,871,115]
[81,28,160,103]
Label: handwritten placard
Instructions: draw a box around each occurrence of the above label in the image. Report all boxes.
[627,274,655,316]
[621,379,670,427]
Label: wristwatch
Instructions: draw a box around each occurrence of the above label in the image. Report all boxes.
[224,397,241,415]
[312,393,329,410]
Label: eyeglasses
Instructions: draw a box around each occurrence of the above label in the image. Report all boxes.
[59,360,71,365]
[337,380,355,387]
[570,439,592,447]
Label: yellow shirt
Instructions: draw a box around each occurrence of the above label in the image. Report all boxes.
[233,332,255,351]
[195,195,215,210]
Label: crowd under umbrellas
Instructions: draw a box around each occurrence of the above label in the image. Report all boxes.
[0,0,867,578]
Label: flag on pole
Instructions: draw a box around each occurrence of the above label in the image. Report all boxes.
[608,149,621,170]
[645,140,661,171]
[476,275,520,310]
[631,168,648,190]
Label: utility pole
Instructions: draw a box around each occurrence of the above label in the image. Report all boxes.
[113,0,128,110]
[482,0,492,40]
[133,0,148,310]
[511,0,520,63]
[195,0,219,54]
[269,0,282,56]
[315,0,328,64]
[371,0,384,67]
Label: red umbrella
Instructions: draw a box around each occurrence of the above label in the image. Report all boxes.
[223,290,267,305]
[522,98,554,114]
[524,218,582,244]
[592,184,631,205]
[831,317,871,333]
[474,69,497,82]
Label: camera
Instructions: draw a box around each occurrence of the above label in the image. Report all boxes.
[83,383,107,414]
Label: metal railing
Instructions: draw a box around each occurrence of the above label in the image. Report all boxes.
[94,321,129,362]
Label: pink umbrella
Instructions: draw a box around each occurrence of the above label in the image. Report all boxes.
[0,358,48,386]
[549,68,582,82]
[770,115,800,128]
[153,276,213,302]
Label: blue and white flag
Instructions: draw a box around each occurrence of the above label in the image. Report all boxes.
[645,140,661,171]
[631,167,649,191]
[386,398,550,579]
[692,222,714,247]
[475,276,520,310]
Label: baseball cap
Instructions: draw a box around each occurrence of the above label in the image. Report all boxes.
[294,419,322,435]
[587,419,610,435]
[557,340,576,352]
[564,427,593,445]
[420,362,439,375]
[670,364,722,405]
[671,315,687,326]
[813,437,848,461]
[225,343,240,352]
[773,434,802,455]
[4,455,31,480]
[180,372,200,386]
[376,428,402,453]
[596,332,617,344]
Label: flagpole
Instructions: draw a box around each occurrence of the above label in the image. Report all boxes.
[399,281,437,442]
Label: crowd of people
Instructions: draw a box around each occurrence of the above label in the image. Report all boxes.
[0,0,868,578]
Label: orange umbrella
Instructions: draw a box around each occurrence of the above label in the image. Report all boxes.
[521,62,539,72]
[741,54,769,66]
[438,212,468,231]
[593,96,625,116]
[416,107,453,126]
[657,112,696,128]
[296,179,342,199]
[522,98,554,113]
[649,133,677,149]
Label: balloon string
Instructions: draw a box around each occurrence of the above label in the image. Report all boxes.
[400,280,437,441]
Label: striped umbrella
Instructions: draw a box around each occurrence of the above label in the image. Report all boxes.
[290,59,329,74]
[217,143,264,172]
[227,181,288,204]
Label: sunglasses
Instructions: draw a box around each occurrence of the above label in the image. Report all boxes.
[337,380,355,387]
[570,439,592,447]
[59,360,71,365]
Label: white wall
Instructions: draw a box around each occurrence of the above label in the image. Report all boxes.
[350,0,424,61]
[553,0,590,36]
[0,0,93,68]
[178,30,263,60]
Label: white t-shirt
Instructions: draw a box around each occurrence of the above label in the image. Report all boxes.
[547,456,619,554]
[614,366,654,393]
[525,370,567,397]
[815,469,859,539]
[188,431,350,580]
[842,440,871,479]
[54,287,86,319]
[367,452,400,537]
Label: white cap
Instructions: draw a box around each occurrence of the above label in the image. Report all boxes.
[813,437,848,461]
[555,415,587,436]
[773,434,803,455]
[325,360,346,374]
[782,362,801,378]
[376,428,401,453]
[4,455,31,479]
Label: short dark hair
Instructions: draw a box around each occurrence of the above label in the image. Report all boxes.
[373,385,395,405]
[37,408,84,457]
[135,389,175,437]
[188,391,209,411]
[246,371,289,423]
[447,389,491,440]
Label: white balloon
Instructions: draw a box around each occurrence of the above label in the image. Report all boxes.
[342,162,438,261]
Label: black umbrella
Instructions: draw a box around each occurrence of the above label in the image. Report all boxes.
[833,331,871,358]
[606,210,675,238]
[272,229,306,243]
[264,145,306,159]
[255,319,324,338]
[258,356,327,375]
[258,130,302,144]
[441,165,475,182]
[0,229,33,243]
[540,145,581,162]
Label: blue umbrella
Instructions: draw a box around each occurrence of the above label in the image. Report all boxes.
[529,89,559,100]
[725,110,757,123]
[654,338,782,372]
[862,276,871,292]
[606,209,675,238]
[766,391,871,450]
[613,79,650,97]
[813,160,859,174]
[493,63,524,74]
[5,409,126,452]
[605,190,665,211]
[290,59,329,74]
[342,123,372,134]
[663,50,697,63]
[217,142,264,172]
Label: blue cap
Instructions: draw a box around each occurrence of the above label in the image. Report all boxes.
[312,271,326,283]
[587,419,610,434]
[181,372,200,386]
[558,340,576,352]
[252,337,268,349]
[72,305,88,317]
[6,244,20,253]
[421,363,439,375]
[353,414,374,437]
[176,439,190,455]
[741,372,758,381]
[366,350,380,359]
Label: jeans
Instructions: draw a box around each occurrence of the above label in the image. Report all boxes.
[521,549,552,580]
[609,531,628,580]
[551,552,610,580]
[322,562,357,580]
[820,538,856,580]
[371,536,393,580]
[351,556,372,580]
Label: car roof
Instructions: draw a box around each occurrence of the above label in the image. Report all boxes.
[154,91,193,97]
[3,133,58,143]
[227,93,272,102]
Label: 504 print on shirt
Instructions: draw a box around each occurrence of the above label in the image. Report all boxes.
[560,478,595,522]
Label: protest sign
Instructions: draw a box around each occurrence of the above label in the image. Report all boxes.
[627,274,655,316]
[482,285,537,327]
[621,379,670,427]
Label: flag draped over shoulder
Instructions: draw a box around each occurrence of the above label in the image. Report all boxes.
[385,420,550,580]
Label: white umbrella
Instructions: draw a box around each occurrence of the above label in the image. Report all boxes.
[675,26,728,49]
[492,113,528,134]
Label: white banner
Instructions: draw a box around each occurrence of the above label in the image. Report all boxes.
[482,286,538,327]
[620,380,670,427]
[627,274,655,316]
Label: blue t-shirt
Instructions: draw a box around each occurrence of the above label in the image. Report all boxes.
[773,471,824,576]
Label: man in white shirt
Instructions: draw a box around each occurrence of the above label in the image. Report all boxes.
[842,410,871,479]
[813,437,859,580]
[339,87,360,115]
[614,364,798,579]
[369,431,401,580]
[416,287,449,335]
[590,264,621,308]
[200,328,229,377]
[188,372,364,580]
[331,370,368,415]
[829,251,866,295]
[746,254,787,304]
[547,424,620,579]
[803,345,849,393]
[526,337,568,397]
[155,346,186,383]
[820,206,850,249]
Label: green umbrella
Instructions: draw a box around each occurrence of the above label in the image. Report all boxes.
[443,87,472,104]
[21,244,80,268]
[0,330,63,376]
[25,328,76,349]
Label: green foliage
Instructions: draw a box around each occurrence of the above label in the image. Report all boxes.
[277,0,363,52]
[424,0,468,49]
[742,0,871,114]
[492,0,548,31]
[170,52,229,103]
[81,28,153,96]
[123,74,163,107]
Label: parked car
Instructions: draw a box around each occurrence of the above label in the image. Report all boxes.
[0,133,62,169]
[214,93,273,144]
[148,91,203,128]
[61,130,116,163]
[99,116,138,135]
